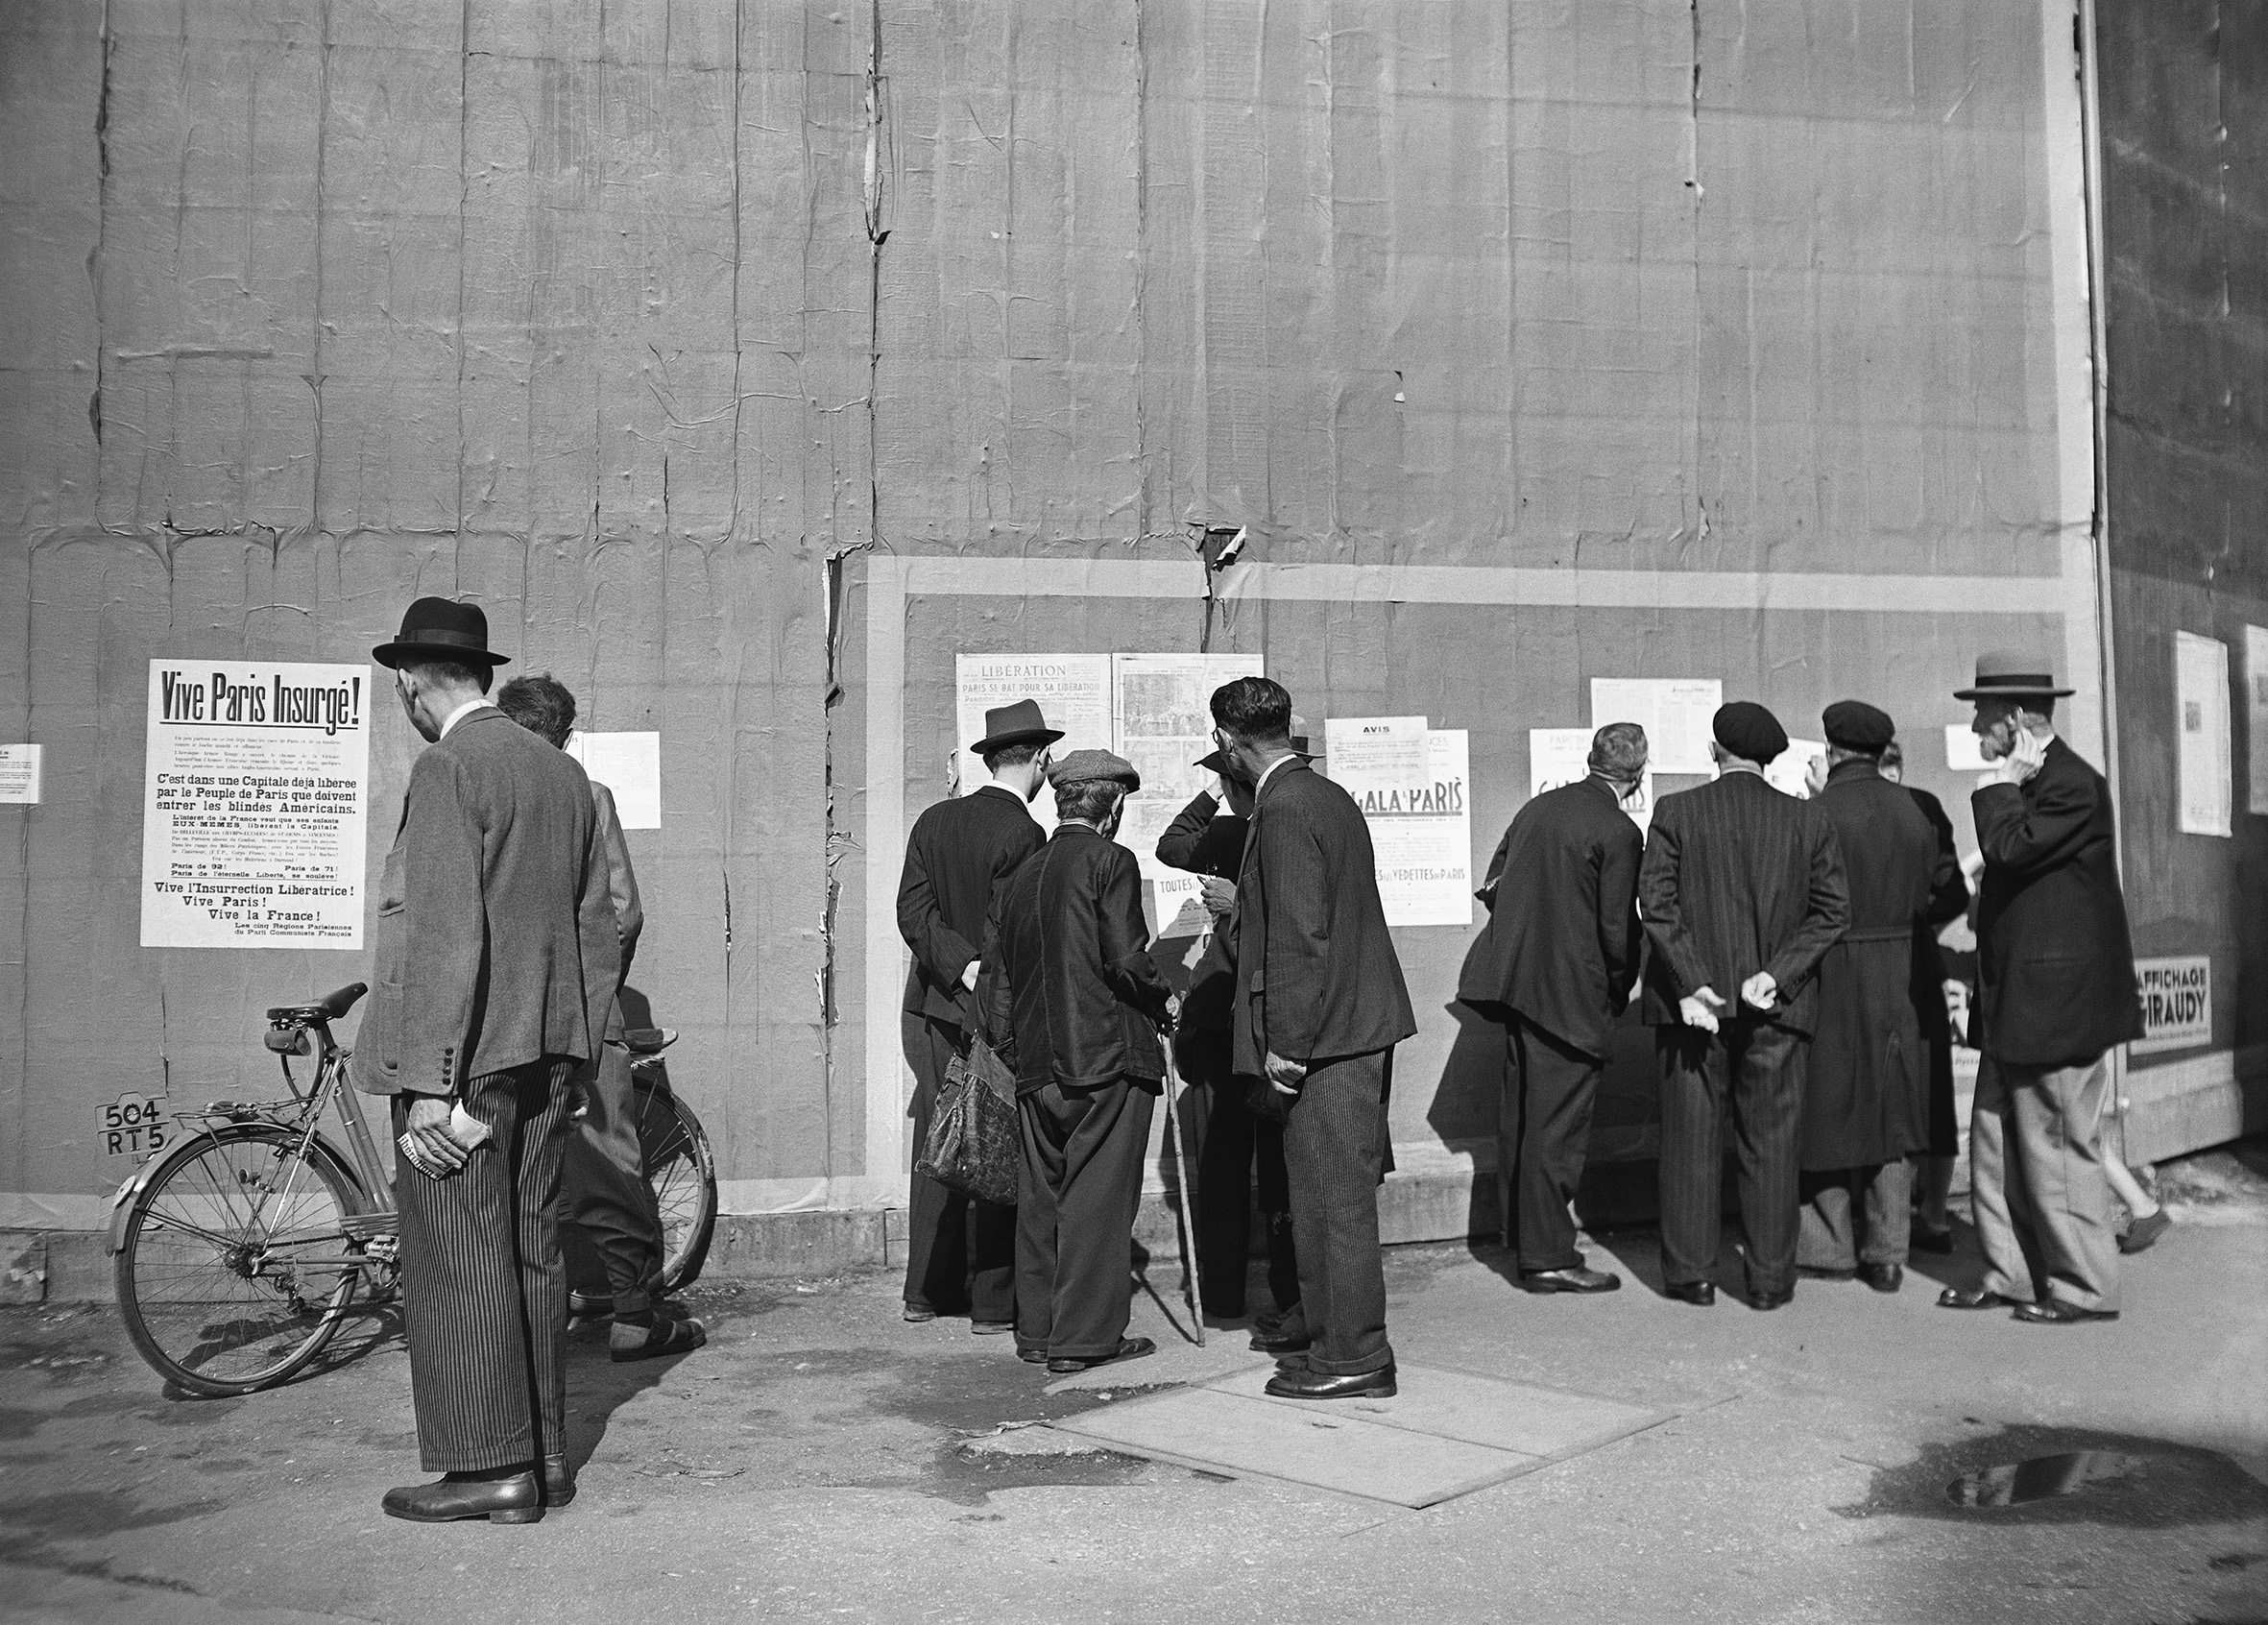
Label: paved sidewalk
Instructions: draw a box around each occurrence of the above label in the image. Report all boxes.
[2,1172,2264,1624]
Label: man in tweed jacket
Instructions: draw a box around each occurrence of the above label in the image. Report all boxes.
[354,598,619,1525]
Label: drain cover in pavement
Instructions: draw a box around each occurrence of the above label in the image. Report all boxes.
[1050,1361,1667,1508]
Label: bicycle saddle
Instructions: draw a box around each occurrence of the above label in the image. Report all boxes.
[610,1026,678,1055]
[265,982,368,1024]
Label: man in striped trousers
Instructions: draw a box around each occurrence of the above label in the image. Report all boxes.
[354,598,622,1524]
[1639,702,1849,1311]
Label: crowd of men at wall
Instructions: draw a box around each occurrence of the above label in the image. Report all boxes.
[357,590,2162,1524]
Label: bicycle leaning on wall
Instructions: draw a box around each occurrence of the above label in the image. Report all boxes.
[106,982,718,1396]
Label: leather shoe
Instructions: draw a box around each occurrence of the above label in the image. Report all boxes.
[1519,1265,1621,1295]
[1664,1280,1716,1306]
[1016,1346,1049,1365]
[611,1316,707,1363]
[541,1454,575,1508]
[1859,1263,1903,1294]
[2118,1208,2171,1254]
[382,1471,543,1524]
[1249,1325,1312,1354]
[1047,1336,1155,1374]
[1265,1363,1397,1401]
[970,1320,1015,1336]
[903,1306,938,1322]
[1911,1222,1955,1254]
[2013,1298,2120,1324]
[1749,1288,1793,1311]
[1937,1287,2016,1310]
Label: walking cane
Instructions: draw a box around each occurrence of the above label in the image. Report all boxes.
[1157,1022,1206,1346]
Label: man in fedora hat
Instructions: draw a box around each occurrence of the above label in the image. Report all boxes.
[977,748,1172,1373]
[894,698,1058,1329]
[356,597,621,1523]
[1939,652,2140,1323]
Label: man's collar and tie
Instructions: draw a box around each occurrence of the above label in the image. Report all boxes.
[1253,751,1300,801]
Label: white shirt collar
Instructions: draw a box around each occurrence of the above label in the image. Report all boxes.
[438,697,491,740]
[1254,752,1298,798]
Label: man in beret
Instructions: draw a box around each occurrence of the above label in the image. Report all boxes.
[1941,652,2139,1323]
[894,699,1057,1330]
[977,749,1173,1372]
[1639,701,1849,1310]
[1796,701,1967,1293]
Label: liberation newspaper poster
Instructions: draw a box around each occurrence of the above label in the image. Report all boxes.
[1325,716,1473,928]
[140,660,372,948]
[953,655,1111,820]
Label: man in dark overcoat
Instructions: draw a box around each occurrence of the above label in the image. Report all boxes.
[977,750,1173,1373]
[1876,740,1971,1251]
[1940,652,2140,1323]
[1797,702,1966,1293]
[1155,752,1301,1329]
[1212,678,1416,1399]
[893,699,1055,1328]
[1459,721,1648,1294]
[356,598,620,1524]
[1640,702,1849,1311]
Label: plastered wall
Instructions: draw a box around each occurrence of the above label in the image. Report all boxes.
[1,0,2133,1225]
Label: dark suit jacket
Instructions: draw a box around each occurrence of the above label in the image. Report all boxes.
[1804,761,1958,1167]
[896,784,1046,1027]
[1638,769,1850,1033]
[1228,758,1416,1071]
[1154,790,1248,880]
[1971,737,2142,1066]
[978,824,1171,1094]
[1458,775,1643,1059]
[354,708,620,1098]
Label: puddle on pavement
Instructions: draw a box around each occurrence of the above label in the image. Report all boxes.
[929,1443,1158,1504]
[1948,1451,2143,1508]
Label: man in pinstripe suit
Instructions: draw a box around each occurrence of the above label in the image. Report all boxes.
[1639,702,1849,1311]
[355,598,622,1525]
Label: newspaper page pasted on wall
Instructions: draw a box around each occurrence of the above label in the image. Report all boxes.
[1326,715,1473,928]
[1590,677,1722,777]
[140,660,372,948]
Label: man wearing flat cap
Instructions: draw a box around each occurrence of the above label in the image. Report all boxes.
[1797,701,1967,1293]
[977,749,1173,1372]
[1211,677,1416,1398]
[1639,700,1849,1311]
[357,597,621,1523]
[894,698,1057,1329]
[1940,653,2140,1323]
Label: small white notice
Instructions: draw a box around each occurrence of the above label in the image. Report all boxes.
[139,659,372,948]
[1765,738,1828,800]
[2132,956,2211,1055]
[1944,724,1988,772]
[1590,678,1722,777]
[2176,631,2232,837]
[0,743,40,804]
[1327,716,1473,928]
[2247,625,2268,816]
[567,731,663,829]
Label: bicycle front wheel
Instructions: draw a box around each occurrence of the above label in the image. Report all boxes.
[114,1124,367,1396]
[633,1074,717,1294]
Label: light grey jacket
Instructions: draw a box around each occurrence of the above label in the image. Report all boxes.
[353,707,620,1098]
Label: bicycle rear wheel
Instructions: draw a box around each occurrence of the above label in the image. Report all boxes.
[632,1074,717,1294]
[114,1124,367,1396]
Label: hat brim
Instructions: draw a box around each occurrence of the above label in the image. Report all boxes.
[371,641,511,670]
[969,726,1065,757]
[1194,749,1232,775]
[1954,685,2073,701]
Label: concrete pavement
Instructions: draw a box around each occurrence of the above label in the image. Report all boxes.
[2,1147,2265,1624]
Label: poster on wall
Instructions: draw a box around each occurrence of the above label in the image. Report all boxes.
[1326,716,1473,927]
[566,731,663,829]
[2132,956,2211,1055]
[953,654,1113,810]
[1111,652,1265,881]
[2175,631,2232,837]
[0,743,40,804]
[139,660,372,948]
[2246,625,2268,816]
[1590,678,1722,776]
